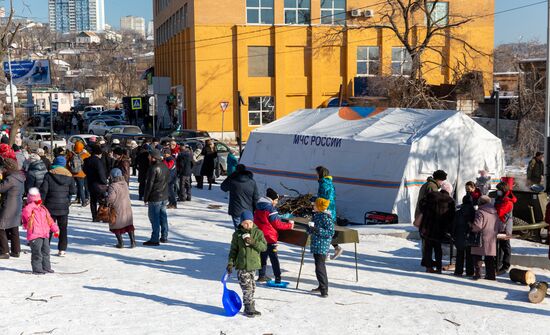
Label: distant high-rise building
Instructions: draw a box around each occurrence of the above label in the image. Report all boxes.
[147,20,154,39]
[0,7,6,18]
[48,0,105,33]
[120,16,146,37]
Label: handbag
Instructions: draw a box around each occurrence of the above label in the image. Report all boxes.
[97,204,110,223]
[465,230,483,248]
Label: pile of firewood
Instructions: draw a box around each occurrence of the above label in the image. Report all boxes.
[278,194,314,218]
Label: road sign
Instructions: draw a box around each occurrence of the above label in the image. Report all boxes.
[220,101,229,112]
[6,96,18,103]
[131,97,142,110]
[5,84,17,96]
[51,101,59,113]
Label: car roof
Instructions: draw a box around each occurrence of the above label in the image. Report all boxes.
[71,134,103,139]
[33,132,57,135]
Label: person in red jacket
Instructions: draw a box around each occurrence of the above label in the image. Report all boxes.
[254,188,294,283]
[465,181,482,205]
[494,181,517,274]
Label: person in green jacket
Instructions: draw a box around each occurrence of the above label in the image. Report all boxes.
[227,210,267,318]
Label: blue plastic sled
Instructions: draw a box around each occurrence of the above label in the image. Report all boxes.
[266,280,290,288]
[221,272,242,317]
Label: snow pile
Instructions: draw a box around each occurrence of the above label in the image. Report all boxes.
[1,178,549,334]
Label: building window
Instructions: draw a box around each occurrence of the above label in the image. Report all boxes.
[426,2,449,27]
[320,0,346,25]
[248,46,274,77]
[357,46,380,76]
[248,96,275,126]
[285,0,311,25]
[391,47,412,76]
[247,0,274,25]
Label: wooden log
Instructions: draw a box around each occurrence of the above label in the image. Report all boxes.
[509,268,536,285]
[528,282,548,304]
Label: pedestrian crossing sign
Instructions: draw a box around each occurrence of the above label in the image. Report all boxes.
[131,97,142,110]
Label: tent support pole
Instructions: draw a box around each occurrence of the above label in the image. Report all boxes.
[296,247,306,289]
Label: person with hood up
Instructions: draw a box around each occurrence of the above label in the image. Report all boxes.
[36,148,51,171]
[106,168,136,248]
[136,142,151,200]
[143,149,170,246]
[199,139,218,190]
[314,166,342,260]
[113,147,131,184]
[221,164,260,229]
[22,188,60,274]
[0,158,25,259]
[494,181,517,274]
[226,210,267,318]
[83,145,109,222]
[254,188,294,283]
[176,144,193,202]
[308,198,335,298]
[163,148,178,209]
[40,156,76,256]
[66,141,90,207]
[471,195,500,280]
[24,153,48,193]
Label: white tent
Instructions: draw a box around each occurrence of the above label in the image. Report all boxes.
[240,107,505,223]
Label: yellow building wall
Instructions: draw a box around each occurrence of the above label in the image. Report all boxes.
[155,0,495,140]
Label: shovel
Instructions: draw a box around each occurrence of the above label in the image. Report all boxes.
[221,271,242,317]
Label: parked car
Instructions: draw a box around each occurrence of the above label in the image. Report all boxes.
[104,125,142,141]
[25,132,67,152]
[66,134,106,151]
[108,133,153,148]
[184,138,233,175]
[88,119,122,135]
[82,110,102,121]
[161,129,210,144]
[83,105,105,113]
[99,110,126,120]
[83,115,124,130]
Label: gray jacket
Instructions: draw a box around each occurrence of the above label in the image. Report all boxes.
[106,176,134,230]
[0,171,25,229]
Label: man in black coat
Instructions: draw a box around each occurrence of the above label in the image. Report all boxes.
[136,142,151,200]
[176,144,193,202]
[221,164,260,229]
[83,145,108,222]
[40,156,76,256]
[143,149,170,246]
[24,153,48,193]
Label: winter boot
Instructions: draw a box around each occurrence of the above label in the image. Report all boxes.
[9,252,20,258]
[115,234,124,249]
[257,276,271,283]
[128,231,136,248]
[0,253,9,259]
[311,286,321,293]
[330,245,344,260]
[250,302,261,316]
[244,304,256,318]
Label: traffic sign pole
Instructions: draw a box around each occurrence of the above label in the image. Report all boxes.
[220,101,229,142]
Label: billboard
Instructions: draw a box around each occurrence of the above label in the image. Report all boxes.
[3,59,51,86]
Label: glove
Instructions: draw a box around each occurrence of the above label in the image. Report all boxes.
[226,264,233,275]
[53,232,59,238]
[244,237,254,246]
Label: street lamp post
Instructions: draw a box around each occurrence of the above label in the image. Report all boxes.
[6,46,16,121]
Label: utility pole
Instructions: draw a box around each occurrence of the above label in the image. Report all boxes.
[494,82,500,138]
[237,92,244,156]
[6,47,15,121]
[546,1,550,192]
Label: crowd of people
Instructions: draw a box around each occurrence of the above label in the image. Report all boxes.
[415,169,518,280]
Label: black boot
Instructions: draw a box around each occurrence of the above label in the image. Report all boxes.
[250,302,261,316]
[115,234,124,249]
[128,231,136,248]
[244,304,256,318]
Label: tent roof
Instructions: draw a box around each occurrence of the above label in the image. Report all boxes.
[254,107,493,145]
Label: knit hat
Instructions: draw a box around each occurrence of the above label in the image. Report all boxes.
[240,210,254,223]
[74,141,85,153]
[0,143,16,160]
[113,147,125,156]
[130,140,138,149]
[440,181,453,194]
[111,168,123,178]
[53,156,66,167]
[150,149,163,161]
[89,136,97,143]
[27,187,41,204]
[315,198,330,212]
[266,188,279,201]
[36,148,45,156]
[433,170,447,181]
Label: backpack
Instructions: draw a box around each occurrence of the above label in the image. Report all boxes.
[69,153,83,174]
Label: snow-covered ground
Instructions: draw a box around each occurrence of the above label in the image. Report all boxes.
[1,178,550,335]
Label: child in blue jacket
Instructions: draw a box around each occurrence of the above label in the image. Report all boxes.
[308,197,335,298]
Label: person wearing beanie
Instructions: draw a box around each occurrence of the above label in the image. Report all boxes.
[36,148,51,170]
[113,146,131,185]
[254,188,294,283]
[314,166,342,260]
[40,153,76,257]
[415,170,448,268]
[22,188,60,274]
[0,158,25,259]
[227,210,267,318]
[221,164,260,229]
[67,141,90,207]
[142,147,170,246]
[83,145,108,222]
[163,149,178,209]
[24,153,48,194]
[105,168,136,249]
[308,197,335,298]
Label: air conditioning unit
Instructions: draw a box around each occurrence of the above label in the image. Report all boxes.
[364,9,375,18]
[351,9,363,17]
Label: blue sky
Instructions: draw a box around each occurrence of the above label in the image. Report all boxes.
[7,0,549,44]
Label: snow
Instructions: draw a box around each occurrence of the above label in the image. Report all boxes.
[1,178,550,335]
